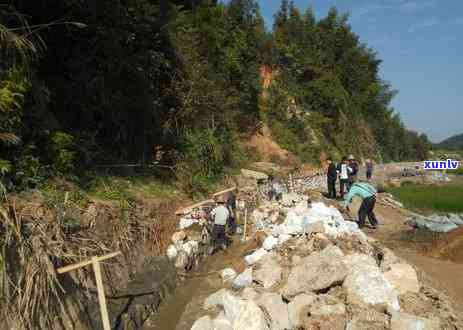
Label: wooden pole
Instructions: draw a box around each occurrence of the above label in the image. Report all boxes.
[243,208,248,241]
[175,199,215,216]
[57,251,121,274]
[56,251,121,330]
[92,257,111,330]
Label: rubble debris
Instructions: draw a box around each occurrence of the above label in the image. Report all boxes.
[189,193,462,330]
[405,212,463,232]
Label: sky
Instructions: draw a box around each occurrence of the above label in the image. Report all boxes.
[255,0,462,143]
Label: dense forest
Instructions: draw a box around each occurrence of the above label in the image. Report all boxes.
[1,0,431,192]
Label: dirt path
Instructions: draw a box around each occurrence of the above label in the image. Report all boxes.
[365,204,463,311]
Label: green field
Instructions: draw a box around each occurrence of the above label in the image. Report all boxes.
[387,182,463,213]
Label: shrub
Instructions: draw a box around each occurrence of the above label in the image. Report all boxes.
[49,132,76,177]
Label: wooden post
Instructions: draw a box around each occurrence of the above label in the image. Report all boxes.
[57,252,121,330]
[243,208,248,241]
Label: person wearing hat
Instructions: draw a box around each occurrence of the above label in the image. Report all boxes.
[341,181,379,229]
[347,154,359,191]
[209,195,230,253]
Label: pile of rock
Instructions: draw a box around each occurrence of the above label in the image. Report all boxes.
[293,174,326,193]
[166,228,208,271]
[191,198,461,330]
[405,212,463,233]
[377,193,404,209]
[168,205,212,270]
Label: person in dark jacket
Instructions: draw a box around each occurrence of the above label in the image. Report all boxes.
[366,159,374,180]
[226,192,237,235]
[326,158,337,199]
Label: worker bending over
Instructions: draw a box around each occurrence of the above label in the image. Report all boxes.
[342,181,379,229]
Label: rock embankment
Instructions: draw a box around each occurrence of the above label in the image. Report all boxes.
[190,194,463,330]
[406,212,463,233]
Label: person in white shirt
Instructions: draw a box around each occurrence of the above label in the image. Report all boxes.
[337,156,352,198]
[209,196,230,253]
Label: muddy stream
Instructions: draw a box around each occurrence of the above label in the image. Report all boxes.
[145,236,255,330]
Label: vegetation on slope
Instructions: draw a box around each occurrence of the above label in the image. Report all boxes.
[0,0,431,194]
[436,133,463,150]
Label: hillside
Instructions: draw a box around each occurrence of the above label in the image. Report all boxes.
[437,133,463,150]
[0,0,432,198]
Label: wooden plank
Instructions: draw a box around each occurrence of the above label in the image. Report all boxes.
[92,258,111,330]
[57,251,121,274]
[243,208,248,241]
[175,199,215,216]
[212,186,236,197]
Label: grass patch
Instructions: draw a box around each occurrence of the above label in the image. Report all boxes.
[387,183,463,213]
[86,175,179,201]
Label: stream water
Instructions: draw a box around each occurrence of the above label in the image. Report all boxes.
[145,236,254,330]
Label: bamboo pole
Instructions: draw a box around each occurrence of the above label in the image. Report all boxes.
[175,199,215,215]
[57,251,121,274]
[92,257,111,330]
[243,208,248,241]
[56,251,121,330]
[212,186,237,197]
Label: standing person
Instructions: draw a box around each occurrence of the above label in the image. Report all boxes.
[342,181,379,229]
[337,157,350,198]
[347,154,358,191]
[209,195,230,254]
[326,158,337,199]
[268,175,283,201]
[226,191,237,235]
[366,159,374,180]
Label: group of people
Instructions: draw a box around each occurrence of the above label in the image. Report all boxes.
[326,155,374,199]
[327,155,378,229]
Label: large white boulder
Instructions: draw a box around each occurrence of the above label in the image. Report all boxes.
[213,311,233,330]
[384,263,420,295]
[221,268,237,283]
[241,287,259,300]
[233,300,269,330]
[232,268,253,289]
[288,294,316,328]
[179,217,199,229]
[254,253,282,289]
[256,293,291,330]
[191,316,213,330]
[183,240,199,257]
[245,248,268,266]
[343,259,400,312]
[282,245,348,297]
[204,289,229,310]
[262,235,279,251]
[166,244,178,260]
[390,312,440,330]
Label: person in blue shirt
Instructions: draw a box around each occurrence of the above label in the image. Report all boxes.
[342,181,379,229]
